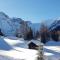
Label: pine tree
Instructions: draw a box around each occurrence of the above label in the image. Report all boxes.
[51,31,59,41]
[35,30,40,39]
[29,27,33,39]
[26,27,33,40]
[40,22,49,44]
[0,29,4,36]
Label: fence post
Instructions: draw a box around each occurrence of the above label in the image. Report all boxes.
[38,39,44,60]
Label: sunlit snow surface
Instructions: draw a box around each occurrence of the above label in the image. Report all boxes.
[0,36,38,60]
[0,36,60,60]
[44,41,60,60]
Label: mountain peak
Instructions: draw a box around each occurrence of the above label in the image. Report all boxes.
[0,12,9,19]
[56,17,60,20]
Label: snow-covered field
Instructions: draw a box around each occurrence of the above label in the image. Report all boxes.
[0,36,38,60]
[44,41,60,60]
[0,36,60,60]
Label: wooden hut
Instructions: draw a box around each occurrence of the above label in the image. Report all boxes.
[28,42,38,50]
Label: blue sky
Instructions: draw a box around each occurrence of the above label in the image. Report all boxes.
[0,0,60,23]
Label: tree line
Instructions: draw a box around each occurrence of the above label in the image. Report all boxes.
[0,21,60,44]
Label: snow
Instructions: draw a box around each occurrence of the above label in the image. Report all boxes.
[0,19,15,36]
[45,40,60,46]
[0,36,38,60]
[0,12,60,37]
[0,12,9,19]
[0,12,60,60]
[28,39,43,46]
[49,19,60,31]
[0,48,38,60]
[0,12,16,36]
[0,12,24,36]
[44,40,60,60]
[0,36,60,60]
[44,47,60,60]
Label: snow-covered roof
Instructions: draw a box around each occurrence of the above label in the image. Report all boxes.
[28,40,43,46]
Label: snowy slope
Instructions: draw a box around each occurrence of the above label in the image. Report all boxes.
[0,36,60,60]
[45,40,60,46]
[44,40,60,60]
[0,36,38,60]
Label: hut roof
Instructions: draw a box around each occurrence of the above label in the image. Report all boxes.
[28,42,38,47]
[28,40,43,46]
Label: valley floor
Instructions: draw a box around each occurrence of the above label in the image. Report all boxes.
[0,36,60,60]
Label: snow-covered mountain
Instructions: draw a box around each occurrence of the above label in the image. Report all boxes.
[0,12,25,36]
[0,12,15,36]
[49,19,60,31]
[0,12,60,36]
[0,12,41,36]
[0,12,9,19]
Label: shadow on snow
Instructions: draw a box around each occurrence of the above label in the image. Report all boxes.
[0,37,13,51]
